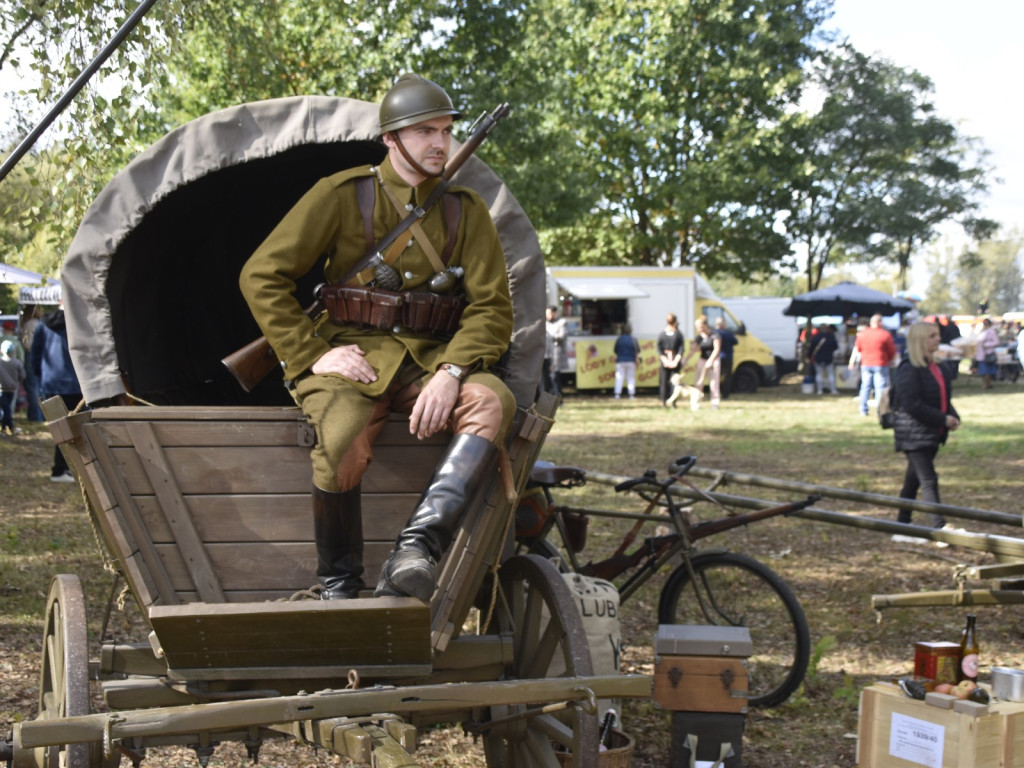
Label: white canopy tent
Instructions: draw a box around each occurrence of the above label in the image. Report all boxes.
[1,262,45,284]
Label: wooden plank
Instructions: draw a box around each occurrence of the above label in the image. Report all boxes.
[82,421,178,607]
[163,662,433,682]
[154,542,395,593]
[96,411,443,448]
[110,444,440,496]
[99,419,310,448]
[137,494,414,544]
[431,396,559,652]
[126,422,226,604]
[91,406,310,423]
[149,598,431,674]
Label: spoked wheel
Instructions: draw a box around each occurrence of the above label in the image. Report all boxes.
[37,574,114,767]
[482,554,599,768]
[657,551,811,709]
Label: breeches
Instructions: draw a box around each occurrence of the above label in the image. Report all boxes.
[294,365,515,492]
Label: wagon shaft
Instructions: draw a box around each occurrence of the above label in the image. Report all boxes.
[14,675,650,751]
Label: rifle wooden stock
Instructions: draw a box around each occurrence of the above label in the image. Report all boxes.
[222,102,511,393]
[221,333,284,393]
[687,495,819,542]
[582,534,678,581]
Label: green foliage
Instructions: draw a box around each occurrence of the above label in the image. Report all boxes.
[783,46,993,291]
[919,232,1024,314]
[804,633,837,686]
[0,0,1002,290]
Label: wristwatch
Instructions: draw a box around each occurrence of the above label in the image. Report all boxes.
[438,363,466,381]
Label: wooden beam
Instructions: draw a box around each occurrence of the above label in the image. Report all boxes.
[126,422,226,603]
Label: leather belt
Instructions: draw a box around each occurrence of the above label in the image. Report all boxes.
[317,284,465,335]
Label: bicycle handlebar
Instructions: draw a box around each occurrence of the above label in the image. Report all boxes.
[613,455,698,494]
[669,455,697,476]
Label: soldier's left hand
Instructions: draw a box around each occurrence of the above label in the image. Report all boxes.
[410,373,459,439]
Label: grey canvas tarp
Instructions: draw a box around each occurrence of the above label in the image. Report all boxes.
[62,95,545,407]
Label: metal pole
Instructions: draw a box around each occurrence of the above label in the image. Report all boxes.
[684,466,1020,528]
[0,0,161,184]
[583,470,1024,559]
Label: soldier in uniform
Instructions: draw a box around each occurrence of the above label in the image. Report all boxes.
[240,74,515,602]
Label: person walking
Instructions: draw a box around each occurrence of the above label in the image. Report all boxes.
[681,315,722,409]
[31,306,82,481]
[810,324,839,395]
[19,306,45,422]
[713,316,737,398]
[892,321,960,532]
[613,323,640,399]
[0,339,26,436]
[974,317,1000,389]
[657,313,684,407]
[241,73,515,602]
[544,305,567,396]
[851,314,896,417]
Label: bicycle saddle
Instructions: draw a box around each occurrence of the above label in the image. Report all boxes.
[529,461,587,488]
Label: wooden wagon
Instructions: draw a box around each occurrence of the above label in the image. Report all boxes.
[4,96,648,768]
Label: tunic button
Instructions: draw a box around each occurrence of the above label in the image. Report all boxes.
[404,271,414,280]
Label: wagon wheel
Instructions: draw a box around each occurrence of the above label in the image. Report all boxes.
[482,555,599,768]
[38,574,115,768]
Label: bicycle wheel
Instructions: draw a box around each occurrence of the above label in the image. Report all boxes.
[657,551,810,708]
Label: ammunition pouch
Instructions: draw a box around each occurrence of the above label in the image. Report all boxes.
[318,284,465,336]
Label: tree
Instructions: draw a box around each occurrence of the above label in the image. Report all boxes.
[953,234,1024,315]
[783,46,994,293]
[514,0,829,276]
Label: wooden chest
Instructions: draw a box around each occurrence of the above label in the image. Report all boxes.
[653,625,751,714]
[858,682,1024,768]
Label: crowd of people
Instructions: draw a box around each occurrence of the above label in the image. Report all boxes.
[542,309,739,411]
[0,305,82,481]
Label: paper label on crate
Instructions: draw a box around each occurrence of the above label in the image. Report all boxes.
[889,712,945,768]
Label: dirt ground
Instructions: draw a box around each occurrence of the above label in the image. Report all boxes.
[3,392,1023,768]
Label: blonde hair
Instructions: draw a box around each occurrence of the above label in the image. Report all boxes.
[906,321,939,367]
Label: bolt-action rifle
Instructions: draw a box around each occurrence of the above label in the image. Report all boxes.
[221,102,511,393]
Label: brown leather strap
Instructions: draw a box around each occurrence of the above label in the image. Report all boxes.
[441,193,461,265]
[355,176,375,256]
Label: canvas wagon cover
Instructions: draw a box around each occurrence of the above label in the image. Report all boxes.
[62,95,545,408]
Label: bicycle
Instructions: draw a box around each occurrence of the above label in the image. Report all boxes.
[515,455,817,708]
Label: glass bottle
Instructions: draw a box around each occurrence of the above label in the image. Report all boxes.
[960,614,979,683]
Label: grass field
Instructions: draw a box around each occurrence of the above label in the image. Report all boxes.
[2,370,1022,767]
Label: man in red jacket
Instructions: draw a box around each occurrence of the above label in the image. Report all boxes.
[851,314,897,417]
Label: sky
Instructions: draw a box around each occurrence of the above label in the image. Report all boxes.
[827,0,1024,240]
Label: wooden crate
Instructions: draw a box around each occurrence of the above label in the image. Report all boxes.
[857,682,1024,768]
[653,625,751,714]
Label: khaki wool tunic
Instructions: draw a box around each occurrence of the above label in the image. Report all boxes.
[240,156,515,488]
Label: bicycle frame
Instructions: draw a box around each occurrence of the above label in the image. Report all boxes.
[529,464,817,606]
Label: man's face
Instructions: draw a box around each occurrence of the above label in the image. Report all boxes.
[384,116,454,183]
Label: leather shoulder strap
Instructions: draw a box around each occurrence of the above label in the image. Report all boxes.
[441,192,462,265]
[355,176,376,256]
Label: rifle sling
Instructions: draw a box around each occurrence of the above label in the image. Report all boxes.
[349,176,461,287]
[338,172,452,286]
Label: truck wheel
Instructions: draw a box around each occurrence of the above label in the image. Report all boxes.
[732,365,760,394]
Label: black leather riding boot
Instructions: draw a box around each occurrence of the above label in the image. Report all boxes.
[313,485,365,599]
[375,434,498,601]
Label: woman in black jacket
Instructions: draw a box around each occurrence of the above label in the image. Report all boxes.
[893,321,961,528]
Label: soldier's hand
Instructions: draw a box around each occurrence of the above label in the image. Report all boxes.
[410,373,459,439]
[311,345,377,384]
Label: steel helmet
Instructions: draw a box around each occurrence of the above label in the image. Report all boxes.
[379,73,462,134]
